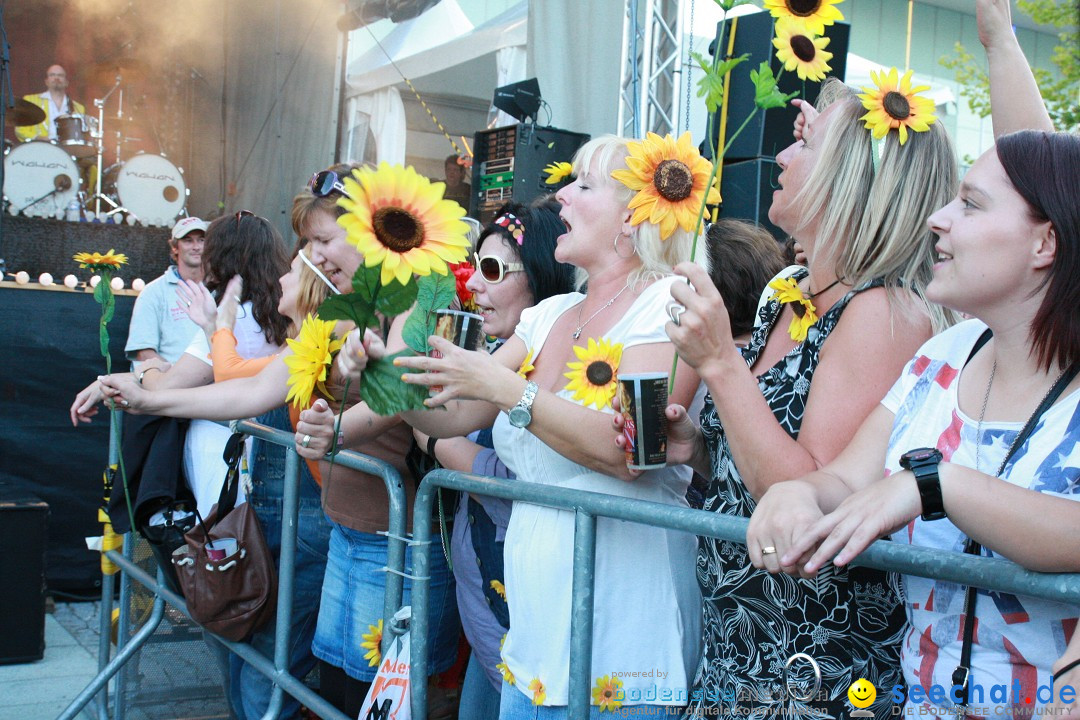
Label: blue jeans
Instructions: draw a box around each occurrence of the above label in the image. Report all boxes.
[460,652,502,720]
[228,406,332,720]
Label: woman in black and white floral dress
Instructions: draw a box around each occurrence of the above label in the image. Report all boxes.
[658,77,957,720]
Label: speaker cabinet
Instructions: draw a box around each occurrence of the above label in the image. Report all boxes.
[0,485,49,664]
[471,124,589,224]
[718,157,785,241]
[706,12,849,161]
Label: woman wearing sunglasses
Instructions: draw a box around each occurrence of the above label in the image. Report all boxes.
[338,136,707,717]
[403,200,575,719]
[95,163,463,718]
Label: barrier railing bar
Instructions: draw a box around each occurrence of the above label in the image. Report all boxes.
[568,510,597,718]
[93,407,124,720]
[411,469,1080,719]
[113,532,136,720]
[64,419,407,720]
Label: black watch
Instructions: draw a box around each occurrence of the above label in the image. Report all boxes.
[899,447,946,521]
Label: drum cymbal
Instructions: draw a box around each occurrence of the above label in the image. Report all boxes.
[6,98,46,127]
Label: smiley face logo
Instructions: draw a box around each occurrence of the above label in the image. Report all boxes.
[847,678,877,709]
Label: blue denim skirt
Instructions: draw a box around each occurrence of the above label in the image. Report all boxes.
[312,522,459,681]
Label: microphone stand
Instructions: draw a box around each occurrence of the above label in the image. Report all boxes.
[0,6,13,275]
[88,76,124,218]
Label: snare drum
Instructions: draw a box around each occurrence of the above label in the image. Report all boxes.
[55,114,97,158]
[105,153,187,223]
[4,141,80,216]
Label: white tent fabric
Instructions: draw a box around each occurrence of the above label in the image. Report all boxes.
[355,86,407,164]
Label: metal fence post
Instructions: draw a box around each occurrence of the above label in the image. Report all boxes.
[568,510,597,718]
[409,479,435,720]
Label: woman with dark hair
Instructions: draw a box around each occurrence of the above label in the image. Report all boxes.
[402,199,575,719]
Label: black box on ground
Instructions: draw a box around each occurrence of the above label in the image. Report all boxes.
[0,484,49,664]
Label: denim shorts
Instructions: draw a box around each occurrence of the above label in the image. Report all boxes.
[312,522,459,681]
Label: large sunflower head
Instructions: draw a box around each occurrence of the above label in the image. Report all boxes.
[764,0,845,36]
[74,249,128,272]
[610,131,721,241]
[337,163,472,286]
[773,18,833,82]
[563,336,623,410]
[283,314,345,409]
[857,67,937,145]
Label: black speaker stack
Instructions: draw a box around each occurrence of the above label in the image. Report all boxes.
[708,12,850,238]
[0,483,49,664]
[470,124,590,224]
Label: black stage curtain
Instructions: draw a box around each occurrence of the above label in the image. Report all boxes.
[2,215,172,281]
[0,283,135,593]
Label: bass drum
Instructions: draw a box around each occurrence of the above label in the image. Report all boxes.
[107,153,187,224]
[4,141,80,216]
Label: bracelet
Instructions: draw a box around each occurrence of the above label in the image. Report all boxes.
[137,366,163,386]
[426,436,438,459]
[1054,657,1080,683]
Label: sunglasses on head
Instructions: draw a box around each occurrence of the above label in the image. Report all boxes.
[473,252,524,284]
[309,170,347,198]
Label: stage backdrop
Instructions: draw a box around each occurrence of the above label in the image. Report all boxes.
[0,283,135,593]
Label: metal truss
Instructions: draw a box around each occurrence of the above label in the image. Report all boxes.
[618,0,684,139]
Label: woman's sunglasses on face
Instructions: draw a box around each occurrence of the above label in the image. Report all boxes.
[473,252,524,284]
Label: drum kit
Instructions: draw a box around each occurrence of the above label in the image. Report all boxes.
[3,57,188,225]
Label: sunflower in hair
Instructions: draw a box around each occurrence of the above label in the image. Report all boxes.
[773,18,833,82]
[763,0,845,36]
[563,337,623,410]
[857,67,937,145]
[337,163,471,286]
[611,131,720,241]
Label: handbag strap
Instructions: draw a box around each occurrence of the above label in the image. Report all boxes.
[214,433,248,521]
[952,330,1079,706]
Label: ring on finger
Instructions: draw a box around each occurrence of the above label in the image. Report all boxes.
[761,546,777,556]
[301,434,311,448]
[668,303,685,326]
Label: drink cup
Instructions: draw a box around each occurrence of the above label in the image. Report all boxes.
[206,537,238,561]
[617,372,669,470]
[428,309,484,393]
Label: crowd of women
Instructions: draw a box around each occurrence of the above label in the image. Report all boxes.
[70,0,1078,717]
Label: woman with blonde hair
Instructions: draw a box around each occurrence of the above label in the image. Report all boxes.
[655,72,957,717]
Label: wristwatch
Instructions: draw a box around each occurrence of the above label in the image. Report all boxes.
[508,381,539,429]
[899,447,946,521]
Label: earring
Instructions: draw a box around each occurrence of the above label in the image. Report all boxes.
[613,231,637,259]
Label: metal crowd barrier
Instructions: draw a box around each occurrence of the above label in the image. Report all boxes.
[60,416,409,720]
[409,468,1080,720]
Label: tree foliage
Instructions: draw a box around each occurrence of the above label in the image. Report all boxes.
[940,0,1078,132]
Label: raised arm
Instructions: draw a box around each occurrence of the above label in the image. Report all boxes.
[978,0,1054,135]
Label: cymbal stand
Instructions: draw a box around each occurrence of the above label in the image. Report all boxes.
[87,76,126,218]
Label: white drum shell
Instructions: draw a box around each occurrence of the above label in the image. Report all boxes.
[4,142,80,215]
[114,153,187,223]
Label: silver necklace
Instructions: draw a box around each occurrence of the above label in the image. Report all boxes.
[973,358,997,473]
[573,284,629,340]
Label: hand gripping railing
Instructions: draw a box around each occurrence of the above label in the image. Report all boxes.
[410,468,1080,720]
[60,418,409,720]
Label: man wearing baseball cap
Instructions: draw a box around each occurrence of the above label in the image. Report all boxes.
[124,217,209,366]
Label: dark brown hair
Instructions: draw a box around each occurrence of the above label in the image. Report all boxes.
[705,219,788,337]
[996,130,1080,371]
[202,214,291,347]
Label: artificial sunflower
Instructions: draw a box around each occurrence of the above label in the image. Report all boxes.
[543,161,573,185]
[529,677,547,706]
[73,249,128,271]
[763,0,845,36]
[563,337,623,410]
[592,675,624,711]
[337,162,471,286]
[857,67,937,145]
[490,579,506,599]
[768,277,818,342]
[496,660,516,686]
[611,131,720,241]
[772,18,833,82]
[360,618,383,667]
[517,348,536,379]
[284,314,345,409]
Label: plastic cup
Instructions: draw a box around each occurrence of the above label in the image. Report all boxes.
[617,372,669,470]
[206,537,238,561]
[428,309,484,393]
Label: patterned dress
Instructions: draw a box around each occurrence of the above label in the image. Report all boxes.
[687,268,906,720]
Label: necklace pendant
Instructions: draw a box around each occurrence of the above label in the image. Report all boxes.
[572,329,581,340]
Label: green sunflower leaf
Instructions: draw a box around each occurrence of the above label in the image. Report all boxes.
[359,350,430,416]
[316,293,378,330]
[402,273,458,353]
[750,61,798,110]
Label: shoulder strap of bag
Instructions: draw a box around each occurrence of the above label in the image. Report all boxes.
[213,433,247,521]
[953,332,1078,706]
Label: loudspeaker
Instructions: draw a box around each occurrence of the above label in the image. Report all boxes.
[718,156,785,240]
[706,12,849,161]
[0,484,48,664]
[470,124,589,224]
[492,78,542,124]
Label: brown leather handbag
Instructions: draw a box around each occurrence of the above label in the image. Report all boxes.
[171,433,277,642]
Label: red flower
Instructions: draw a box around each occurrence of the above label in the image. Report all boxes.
[449,261,476,310]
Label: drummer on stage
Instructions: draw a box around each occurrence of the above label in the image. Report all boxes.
[15,64,85,142]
